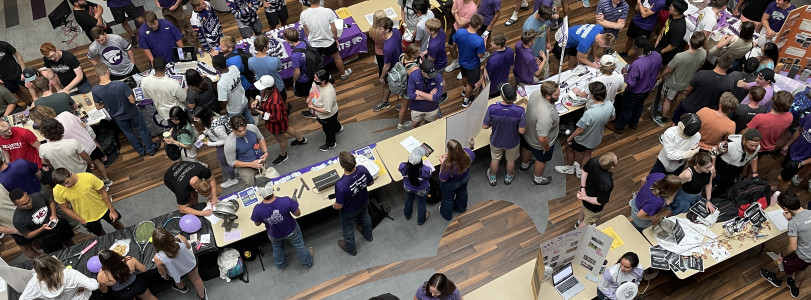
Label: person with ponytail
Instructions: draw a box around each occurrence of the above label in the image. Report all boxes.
[438,138,475,221]
[191,105,239,188]
[608,36,661,134]
[670,152,714,215]
[97,249,157,300]
[629,172,682,231]
[399,147,434,224]
[306,70,341,151]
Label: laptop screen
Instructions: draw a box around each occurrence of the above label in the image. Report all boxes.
[173,47,197,62]
[553,263,573,285]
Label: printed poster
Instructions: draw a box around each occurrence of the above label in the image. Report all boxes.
[540,225,613,275]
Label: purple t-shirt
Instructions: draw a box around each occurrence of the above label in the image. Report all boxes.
[513,41,538,84]
[477,0,502,26]
[427,30,448,70]
[107,0,133,8]
[483,102,526,149]
[626,52,662,94]
[291,42,310,82]
[764,2,795,32]
[335,166,373,214]
[157,0,175,8]
[407,71,443,112]
[139,20,183,62]
[790,115,811,161]
[415,283,462,300]
[635,173,667,215]
[485,47,515,94]
[250,196,299,239]
[384,30,403,65]
[439,148,475,182]
[631,0,666,30]
[398,162,433,191]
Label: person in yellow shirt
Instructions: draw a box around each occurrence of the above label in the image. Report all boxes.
[52,168,124,236]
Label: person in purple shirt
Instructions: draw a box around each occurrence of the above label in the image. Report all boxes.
[484,33,514,97]
[408,60,444,128]
[138,11,183,64]
[0,156,41,195]
[423,18,448,71]
[619,0,665,58]
[283,29,313,100]
[251,184,314,269]
[453,14,486,108]
[778,114,811,192]
[762,0,796,42]
[415,273,463,300]
[608,37,661,133]
[477,0,501,37]
[438,139,475,221]
[514,30,546,85]
[373,17,403,112]
[333,151,374,256]
[483,84,526,186]
[629,173,682,232]
[399,147,434,224]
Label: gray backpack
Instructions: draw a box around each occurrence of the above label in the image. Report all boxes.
[387,54,421,98]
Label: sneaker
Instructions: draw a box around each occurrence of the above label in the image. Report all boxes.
[365,235,373,242]
[456,72,462,80]
[504,173,514,185]
[787,275,799,298]
[301,111,317,119]
[397,121,412,129]
[198,288,208,300]
[337,239,357,256]
[373,101,390,112]
[653,116,668,127]
[461,89,466,98]
[792,175,801,186]
[533,176,553,185]
[395,104,402,111]
[505,16,518,26]
[554,165,575,175]
[444,60,460,72]
[439,93,448,104]
[171,281,189,293]
[272,155,288,165]
[339,125,344,132]
[520,0,529,9]
[341,68,353,80]
[319,144,336,151]
[487,169,497,186]
[220,178,239,188]
[304,247,315,269]
[520,160,534,172]
[480,52,490,63]
[574,162,582,178]
[418,211,430,225]
[462,98,472,108]
[103,179,114,187]
[761,269,783,287]
[574,220,581,229]
[291,137,308,146]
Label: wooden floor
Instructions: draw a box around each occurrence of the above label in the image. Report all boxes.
[2,0,806,299]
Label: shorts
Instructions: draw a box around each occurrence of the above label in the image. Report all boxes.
[109,65,141,81]
[294,79,313,98]
[265,6,289,28]
[411,109,439,122]
[447,27,457,45]
[90,147,106,161]
[376,54,384,77]
[460,65,481,86]
[2,77,24,93]
[11,233,31,246]
[551,43,577,60]
[40,221,75,253]
[570,140,593,153]
[660,85,679,100]
[782,252,811,275]
[84,209,123,236]
[111,273,149,300]
[583,206,603,225]
[522,138,555,162]
[781,156,803,181]
[490,145,520,162]
[315,42,339,57]
[626,20,653,40]
[238,20,263,38]
[110,4,141,24]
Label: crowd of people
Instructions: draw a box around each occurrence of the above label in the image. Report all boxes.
[0,0,810,298]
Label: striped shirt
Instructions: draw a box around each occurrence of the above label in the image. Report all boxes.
[595,0,629,37]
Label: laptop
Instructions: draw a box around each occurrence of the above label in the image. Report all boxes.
[551,262,584,300]
[172,46,198,73]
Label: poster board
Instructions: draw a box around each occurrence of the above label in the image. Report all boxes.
[774,5,811,74]
[444,85,491,151]
[530,246,546,300]
[540,225,613,276]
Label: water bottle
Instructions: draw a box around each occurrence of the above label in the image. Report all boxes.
[599,260,607,274]
[82,94,92,106]
[253,143,262,159]
[583,0,591,8]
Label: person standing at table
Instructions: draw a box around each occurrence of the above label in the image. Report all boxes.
[444,0,478,75]
[736,0,771,28]
[424,19,448,72]
[138,11,184,64]
[263,0,288,30]
[400,147,433,225]
[71,0,112,42]
[155,0,196,47]
[456,14,486,108]
[334,151,375,256]
[52,168,124,236]
[595,0,629,38]
[707,22,755,65]
[220,36,253,93]
[651,113,701,175]
[761,192,810,298]
[761,0,796,45]
[697,93,737,152]
[439,139,475,221]
[670,53,735,123]
[165,106,202,163]
[738,68,776,110]
[398,0,420,41]
[225,115,267,187]
[152,228,208,299]
[597,252,644,300]
[570,55,624,107]
[692,0,728,48]
[556,82,614,178]
[307,70,342,151]
[227,0,262,38]
[40,42,92,95]
[284,29,313,105]
[669,152,714,215]
[30,77,76,116]
[0,185,40,259]
[629,173,681,231]
[653,32,706,127]
[11,189,75,253]
[709,129,761,194]
[415,273,463,300]
[213,55,253,124]
[744,91,793,155]
[190,106,239,188]
[19,255,99,300]
[96,250,157,300]
[729,58,760,101]
[522,6,552,58]
[0,119,42,168]
[190,0,224,53]
[141,57,186,121]
[0,40,33,105]
[576,152,617,228]
[779,116,811,192]
[252,184,314,270]
[185,69,220,113]
[654,0,687,66]
[87,27,139,81]
[484,33,514,98]
[164,161,218,216]
[553,24,615,70]
[483,83,525,186]
[617,0,664,58]
[249,36,286,101]
[300,1,353,80]
[413,0,434,47]
[409,60,443,129]
[372,17,402,112]
[478,0,501,40]
[253,75,308,165]
[607,37,660,134]
[520,81,559,185]
[105,0,144,45]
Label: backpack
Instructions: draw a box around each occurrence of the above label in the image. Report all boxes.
[790,87,811,127]
[368,197,394,229]
[292,41,323,79]
[698,177,771,223]
[164,128,191,161]
[225,49,256,84]
[387,54,421,98]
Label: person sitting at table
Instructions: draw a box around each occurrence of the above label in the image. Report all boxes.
[163,161,218,216]
[577,152,617,228]
[709,129,761,195]
[618,0,665,58]
[778,114,811,192]
[483,83,525,186]
[165,106,202,164]
[739,68,776,111]
[141,57,186,121]
[19,255,99,300]
[653,32,706,127]
[138,11,184,64]
[249,36,286,102]
[629,173,681,231]
[415,273,463,300]
[693,0,728,49]
[225,115,267,187]
[522,6,553,58]
[553,24,615,70]
[484,33,514,98]
[708,22,755,66]
[670,53,735,123]
[307,70,342,151]
[439,139,475,221]
[607,37,660,134]
[556,82,614,178]
[653,0,688,66]
[252,184,314,270]
[152,228,208,299]
[96,250,157,300]
[52,168,124,236]
[670,152,714,215]
[520,81,559,185]
[597,252,644,300]
[744,91,793,156]
[30,76,76,116]
[761,192,810,298]
[190,0,224,53]
[226,0,262,38]
[595,0,630,38]
[513,30,546,86]
[11,189,75,253]
[696,93,737,152]
[758,42,779,72]
[284,29,314,106]
[761,0,796,45]
[372,17,402,113]
[409,60,444,129]
[731,86,767,133]
[572,55,624,107]
[38,119,109,185]
[400,147,433,224]
[651,113,701,175]
[263,0,289,30]
[40,42,93,95]
[300,0,353,80]
[213,54,253,124]
[334,151,375,256]
[252,75,307,165]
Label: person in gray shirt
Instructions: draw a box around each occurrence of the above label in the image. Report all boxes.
[556,82,615,178]
[519,81,559,185]
[761,192,811,298]
[87,27,139,80]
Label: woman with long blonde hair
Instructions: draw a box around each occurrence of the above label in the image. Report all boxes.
[152,228,207,299]
[438,139,475,221]
[20,255,98,300]
[369,10,388,68]
[629,173,682,232]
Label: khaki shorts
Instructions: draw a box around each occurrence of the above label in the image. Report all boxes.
[490,145,520,162]
[661,86,679,100]
[411,109,439,123]
[583,207,603,225]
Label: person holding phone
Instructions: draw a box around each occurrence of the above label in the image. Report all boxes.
[11,189,75,253]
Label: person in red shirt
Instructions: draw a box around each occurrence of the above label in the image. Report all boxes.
[0,119,42,168]
[743,90,794,154]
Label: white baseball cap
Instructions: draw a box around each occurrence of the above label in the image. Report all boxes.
[599,55,617,66]
[254,75,275,90]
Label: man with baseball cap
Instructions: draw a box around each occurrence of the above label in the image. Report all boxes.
[650,112,702,175]
[483,83,526,186]
[738,68,776,111]
[251,183,314,270]
[710,129,762,195]
[408,59,444,129]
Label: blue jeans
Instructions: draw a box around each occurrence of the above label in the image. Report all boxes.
[404,186,428,224]
[115,114,156,155]
[669,189,702,215]
[71,80,93,95]
[339,203,373,254]
[268,223,312,269]
[615,90,650,130]
[228,106,255,124]
[629,196,652,232]
[440,173,470,221]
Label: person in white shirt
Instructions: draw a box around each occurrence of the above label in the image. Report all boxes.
[140,57,185,121]
[572,55,625,107]
[650,113,702,175]
[20,255,99,300]
[597,252,644,300]
[212,55,253,124]
[299,1,353,80]
[693,0,728,48]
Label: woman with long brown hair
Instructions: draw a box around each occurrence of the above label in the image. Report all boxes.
[97,249,157,300]
[438,139,475,221]
[629,173,682,232]
[152,228,207,299]
[20,255,98,299]
[414,273,462,299]
[670,152,714,215]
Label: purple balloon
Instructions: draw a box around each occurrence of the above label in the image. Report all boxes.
[87,256,101,273]
[180,214,202,233]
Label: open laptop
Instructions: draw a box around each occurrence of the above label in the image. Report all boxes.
[172,46,198,73]
[552,262,584,300]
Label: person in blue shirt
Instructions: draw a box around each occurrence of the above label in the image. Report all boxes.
[408,60,444,128]
[248,35,285,101]
[138,10,183,64]
[552,23,615,69]
[522,6,553,57]
[484,33,514,98]
[453,14,486,108]
[218,36,251,93]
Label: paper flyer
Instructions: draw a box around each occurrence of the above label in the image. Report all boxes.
[765,209,789,231]
[335,7,351,19]
[540,225,613,275]
[238,187,259,207]
[649,245,671,270]
[703,241,731,262]
[601,227,624,250]
[400,136,421,153]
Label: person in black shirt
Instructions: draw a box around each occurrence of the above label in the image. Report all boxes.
[655,0,688,66]
[0,40,32,104]
[735,0,771,27]
[163,161,219,216]
[71,0,112,41]
[10,189,75,253]
[40,42,92,95]
[577,152,617,228]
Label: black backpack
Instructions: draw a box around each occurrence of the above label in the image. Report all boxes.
[292,41,324,79]
[367,197,393,229]
[164,128,190,161]
[225,49,257,84]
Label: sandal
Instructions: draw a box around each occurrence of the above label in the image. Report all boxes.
[505,17,517,26]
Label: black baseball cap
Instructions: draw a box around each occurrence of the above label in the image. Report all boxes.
[757,68,776,83]
[420,59,438,79]
[499,83,517,102]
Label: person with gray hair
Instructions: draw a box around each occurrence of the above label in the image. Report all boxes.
[251,183,314,270]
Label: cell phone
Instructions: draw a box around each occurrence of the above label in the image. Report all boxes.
[420,143,434,156]
[47,219,58,228]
